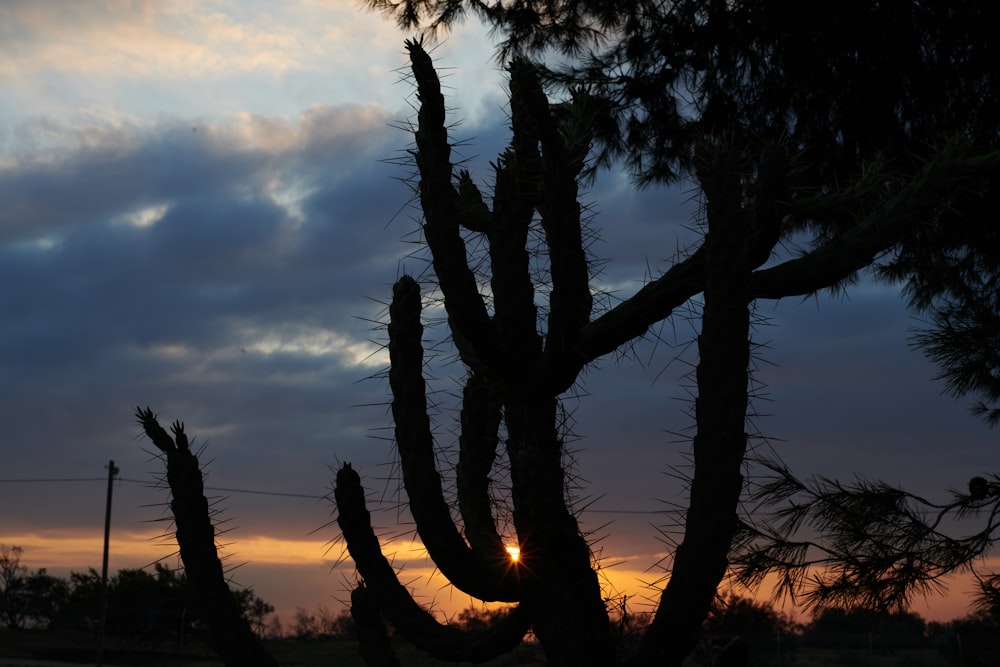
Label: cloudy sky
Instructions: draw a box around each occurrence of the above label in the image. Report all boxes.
[1,1,996,626]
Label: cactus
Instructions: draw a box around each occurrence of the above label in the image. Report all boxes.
[332,39,767,666]
[335,39,764,667]
[135,407,279,667]
[333,39,620,664]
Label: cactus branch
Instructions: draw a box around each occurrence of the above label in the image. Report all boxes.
[388,276,522,600]
[636,148,754,665]
[135,407,278,667]
[750,143,1000,298]
[488,149,542,369]
[456,371,510,559]
[569,246,706,391]
[335,463,531,662]
[405,38,500,373]
[508,60,593,384]
[350,582,401,667]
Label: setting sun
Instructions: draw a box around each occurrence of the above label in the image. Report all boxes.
[505,545,520,562]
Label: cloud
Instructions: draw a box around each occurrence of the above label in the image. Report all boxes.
[0,0,504,129]
[0,102,414,504]
[1,1,332,80]
[2,103,398,237]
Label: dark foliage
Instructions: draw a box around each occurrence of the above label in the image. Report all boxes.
[734,464,1000,614]
[369,1,1000,179]
[291,603,357,640]
[801,606,929,651]
[704,593,797,639]
[931,611,1000,666]
[0,547,274,647]
[87,566,187,644]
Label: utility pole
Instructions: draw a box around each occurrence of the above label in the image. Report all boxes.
[96,459,119,667]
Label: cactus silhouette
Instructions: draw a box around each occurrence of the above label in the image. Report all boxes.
[334,41,612,664]
[135,407,279,667]
[331,39,769,665]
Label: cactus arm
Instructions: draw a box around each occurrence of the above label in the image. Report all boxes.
[405,38,500,374]
[389,276,522,600]
[750,145,1000,299]
[350,582,402,667]
[335,463,531,662]
[135,407,279,667]
[566,245,706,392]
[636,147,754,665]
[508,60,594,388]
[456,169,493,233]
[488,145,543,368]
[455,371,511,560]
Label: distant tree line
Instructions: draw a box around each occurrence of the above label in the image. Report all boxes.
[0,544,272,646]
[5,542,998,662]
[289,604,356,640]
[285,589,1000,664]
[612,592,1000,666]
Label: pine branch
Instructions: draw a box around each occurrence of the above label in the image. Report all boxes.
[734,462,1000,613]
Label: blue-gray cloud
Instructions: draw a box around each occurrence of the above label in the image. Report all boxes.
[0,105,415,517]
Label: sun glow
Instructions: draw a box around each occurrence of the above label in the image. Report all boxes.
[505,545,520,562]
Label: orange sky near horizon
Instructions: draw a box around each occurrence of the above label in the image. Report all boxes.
[1,526,990,628]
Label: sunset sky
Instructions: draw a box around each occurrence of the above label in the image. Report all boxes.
[1,1,996,627]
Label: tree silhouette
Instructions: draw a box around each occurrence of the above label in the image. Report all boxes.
[0,544,28,629]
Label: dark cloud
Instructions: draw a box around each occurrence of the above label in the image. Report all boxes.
[0,105,410,511]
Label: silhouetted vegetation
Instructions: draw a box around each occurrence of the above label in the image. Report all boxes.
[931,610,1000,667]
[136,1,1000,666]
[0,545,272,648]
[8,549,1000,667]
[136,407,280,667]
[802,607,927,651]
[290,604,356,640]
[1,544,75,632]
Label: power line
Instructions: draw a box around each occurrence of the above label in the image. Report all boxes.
[0,477,106,483]
[116,478,327,500]
[180,484,324,500]
[0,476,666,513]
[0,475,327,500]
